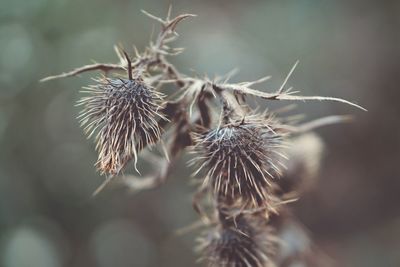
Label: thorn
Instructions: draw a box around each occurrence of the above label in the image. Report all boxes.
[278,60,299,94]
[92,176,115,197]
[114,44,125,63]
[222,68,239,84]
[141,9,165,24]
[167,4,172,21]
[122,51,132,80]
[133,45,140,58]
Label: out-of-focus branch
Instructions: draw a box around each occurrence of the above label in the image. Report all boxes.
[122,155,175,192]
[278,115,354,133]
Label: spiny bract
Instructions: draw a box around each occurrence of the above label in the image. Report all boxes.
[77,77,165,175]
[192,116,286,207]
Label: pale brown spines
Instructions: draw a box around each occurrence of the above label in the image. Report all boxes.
[77,77,165,175]
[192,116,286,208]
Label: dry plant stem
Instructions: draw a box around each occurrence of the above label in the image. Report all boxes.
[214,82,366,111]
[41,12,195,83]
[41,14,365,114]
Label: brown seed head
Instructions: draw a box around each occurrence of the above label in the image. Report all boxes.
[192,116,286,208]
[77,77,165,175]
[197,212,278,267]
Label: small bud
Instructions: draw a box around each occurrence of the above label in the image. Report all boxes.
[192,116,286,208]
[78,77,165,175]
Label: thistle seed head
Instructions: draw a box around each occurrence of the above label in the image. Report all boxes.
[78,77,165,175]
[197,213,278,267]
[192,116,286,207]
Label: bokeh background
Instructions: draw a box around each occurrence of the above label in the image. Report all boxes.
[1,0,399,266]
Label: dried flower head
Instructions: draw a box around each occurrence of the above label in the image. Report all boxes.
[77,77,165,175]
[198,212,278,267]
[192,115,286,207]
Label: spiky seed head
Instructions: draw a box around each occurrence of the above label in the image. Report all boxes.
[77,77,165,175]
[192,116,286,208]
[197,213,278,267]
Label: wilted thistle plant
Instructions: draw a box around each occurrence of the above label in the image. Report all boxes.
[43,9,364,267]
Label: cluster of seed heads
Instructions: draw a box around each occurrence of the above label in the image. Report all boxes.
[43,8,364,267]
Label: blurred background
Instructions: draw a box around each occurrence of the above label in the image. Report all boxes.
[0,0,399,266]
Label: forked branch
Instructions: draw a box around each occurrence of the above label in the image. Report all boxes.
[41,9,195,82]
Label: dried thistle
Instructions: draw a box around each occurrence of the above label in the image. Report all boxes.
[77,68,166,175]
[198,211,279,267]
[192,114,286,208]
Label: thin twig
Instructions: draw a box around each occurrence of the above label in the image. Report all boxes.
[277,60,299,94]
[40,63,124,82]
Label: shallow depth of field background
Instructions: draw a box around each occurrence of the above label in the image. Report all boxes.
[0,0,399,266]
